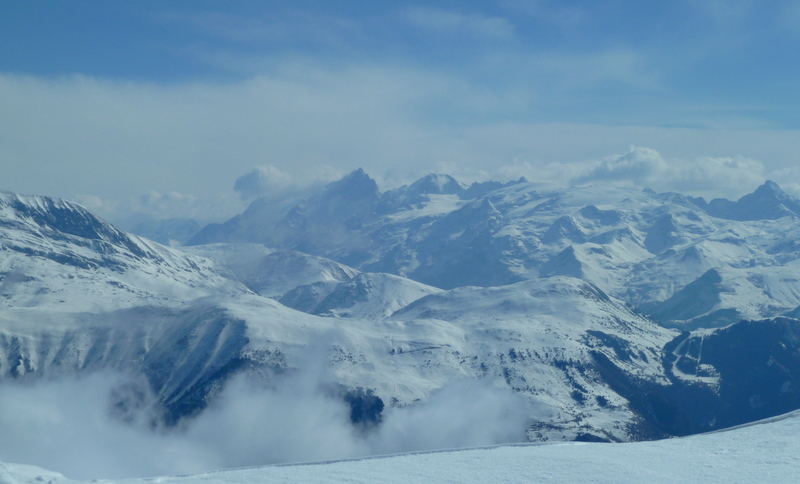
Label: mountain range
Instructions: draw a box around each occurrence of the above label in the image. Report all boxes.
[187,170,800,330]
[4,170,800,464]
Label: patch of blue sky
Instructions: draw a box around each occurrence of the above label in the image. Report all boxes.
[2,2,798,126]
[2,1,800,217]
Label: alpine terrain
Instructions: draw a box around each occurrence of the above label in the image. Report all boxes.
[4,170,800,476]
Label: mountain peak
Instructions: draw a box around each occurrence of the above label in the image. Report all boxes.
[735,180,799,217]
[324,169,380,201]
[339,168,372,184]
[407,174,465,196]
[753,180,785,198]
[1,192,128,245]
[706,180,800,221]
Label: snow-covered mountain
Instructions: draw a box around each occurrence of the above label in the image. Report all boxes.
[0,192,248,312]
[183,243,358,299]
[6,176,800,477]
[0,189,673,443]
[188,171,800,330]
[280,272,442,319]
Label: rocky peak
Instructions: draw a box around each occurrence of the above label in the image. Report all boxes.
[407,174,465,196]
[323,168,380,203]
[707,181,800,221]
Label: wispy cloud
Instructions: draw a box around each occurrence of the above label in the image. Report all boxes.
[161,11,287,44]
[405,6,515,40]
[499,0,590,30]
[523,49,662,91]
[158,8,363,47]
[2,67,800,213]
[689,0,759,28]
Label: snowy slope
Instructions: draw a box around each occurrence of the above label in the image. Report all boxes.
[104,283,675,439]
[7,185,800,476]
[132,411,800,483]
[0,285,669,441]
[0,193,676,441]
[183,244,358,298]
[387,277,678,440]
[281,272,443,319]
[0,192,249,312]
[5,410,800,483]
[0,191,672,441]
[130,410,800,484]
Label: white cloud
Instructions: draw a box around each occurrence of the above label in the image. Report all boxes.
[232,163,345,201]
[159,9,362,49]
[574,147,767,200]
[73,194,115,215]
[0,373,212,479]
[768,165,800,198]
[0,369,530,480]
[488,146,769,200]
[663,155,766,198]
[185,374,366,468]
[0,68,455,203]
[370,379,530,455]
[233,165,294,200]
[572,146,668,184]
[3,68,800,215]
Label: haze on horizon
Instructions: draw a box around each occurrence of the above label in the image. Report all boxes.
[2,1,800,225]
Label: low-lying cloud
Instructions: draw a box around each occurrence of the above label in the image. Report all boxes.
[233,165,295,200]
[0,371,530,480]
[74,190,246,230]
[571,146,668,184]
[233,164,343,201]
[493,146,770,200]
[72,144,782,231]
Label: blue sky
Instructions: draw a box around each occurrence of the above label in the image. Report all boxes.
[2,1,800,223]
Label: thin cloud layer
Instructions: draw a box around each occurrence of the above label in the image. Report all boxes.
[3,1,800,216]
[405,6,516,40]
[2,68,800,223]
[572,146,669,184]
[74,190,245,228]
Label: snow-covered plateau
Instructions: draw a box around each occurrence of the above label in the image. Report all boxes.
[4,170,800,478]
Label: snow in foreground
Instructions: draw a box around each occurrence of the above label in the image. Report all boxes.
[3,411,800,484]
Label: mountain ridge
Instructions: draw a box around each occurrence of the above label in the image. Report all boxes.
[184,173,800,330]
[5,179,800,460]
